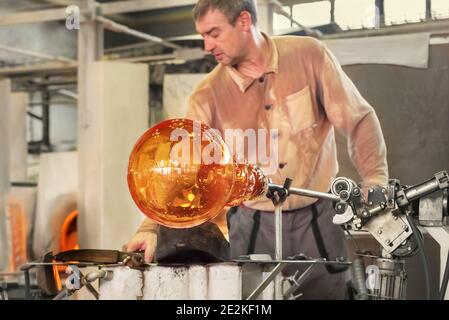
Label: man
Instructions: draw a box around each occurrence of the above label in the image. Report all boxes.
[127,0,388,299]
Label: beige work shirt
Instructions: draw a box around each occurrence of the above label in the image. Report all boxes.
[186,35,388,212]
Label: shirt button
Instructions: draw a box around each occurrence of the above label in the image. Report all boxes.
[264,104,272,110]
[279,162,287,169]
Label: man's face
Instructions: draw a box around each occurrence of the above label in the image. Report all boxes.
[195,9,248,66]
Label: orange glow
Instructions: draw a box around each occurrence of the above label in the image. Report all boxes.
[127,119,267,228]
[7,197,27,271]
[52,259,63,291]
[59,210,78,252]
[57,210,78,273]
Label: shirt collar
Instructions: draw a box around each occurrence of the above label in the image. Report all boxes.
[225,33,279,93]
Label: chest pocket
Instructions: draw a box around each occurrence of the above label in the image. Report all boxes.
[283,85,319,136]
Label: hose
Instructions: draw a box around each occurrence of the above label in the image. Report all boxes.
[439,249,449,300]
[405,213,431,300]
[351,257,369,300]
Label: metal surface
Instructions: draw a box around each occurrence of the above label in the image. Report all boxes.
[424,226,449,299]
[53,249,145,268]
[234,258,351,265]
[364,210,413,255]
[274,204,282,261]
[267,179,291,299]
[419,191,446,226]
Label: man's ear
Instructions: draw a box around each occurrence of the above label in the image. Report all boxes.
[237,10,252,31]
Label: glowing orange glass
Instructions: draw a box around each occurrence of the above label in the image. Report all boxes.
[127,118,267,228]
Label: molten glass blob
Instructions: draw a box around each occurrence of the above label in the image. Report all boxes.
[127,118,267,228]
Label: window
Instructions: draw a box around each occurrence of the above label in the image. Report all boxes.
[335,0,376,30]
[273,6,292,31]
[292,1,331,27]
[432,0,449,19]
[384,0,426,25]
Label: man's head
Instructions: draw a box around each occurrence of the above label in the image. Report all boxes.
[193,0,258,66]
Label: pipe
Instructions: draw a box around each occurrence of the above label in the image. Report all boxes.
[352,258,369,300]
[0,44,75,64]
[96,16,182,50]
[269,183,340,202]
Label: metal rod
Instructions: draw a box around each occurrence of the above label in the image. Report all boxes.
[0,272,24,277]
[268,183,340,202]
[375,0,385,27]
[283,264,317,299]
[79,270,100,300]
[42,89,51,150]
[330,0,335,23]
[404,179,440,202]
[21,262,99,267]
[58,89,78,100]
[426,0,432,20]
[274,204,282,261]
[274,204,283,299]
[115,53,177,63]
[0,44,75,63]
[96,16,182,50]
[27,111,43,121]
[24,269,31,300]
[246,262,287,300]
[28,101,77,106]
[234,259,351,265]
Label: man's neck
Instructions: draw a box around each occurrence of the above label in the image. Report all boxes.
[235,29,270,79]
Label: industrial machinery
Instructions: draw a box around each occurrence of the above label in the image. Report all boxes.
[245,170,449,300]
[328,172,449,300]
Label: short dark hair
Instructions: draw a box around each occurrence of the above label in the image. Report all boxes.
[193,0,258,26]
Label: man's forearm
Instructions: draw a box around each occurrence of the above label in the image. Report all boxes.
[350,110,389,188]
[137,218,160,233]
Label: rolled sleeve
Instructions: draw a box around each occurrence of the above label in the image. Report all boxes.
[315,42,389,188]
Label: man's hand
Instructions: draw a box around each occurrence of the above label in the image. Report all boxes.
[126,231,157,263]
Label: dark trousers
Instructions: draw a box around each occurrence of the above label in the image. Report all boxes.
[227,199,350,300]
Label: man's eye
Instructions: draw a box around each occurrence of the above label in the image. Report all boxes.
[210,32,219,38]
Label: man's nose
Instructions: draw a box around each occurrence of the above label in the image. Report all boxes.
[204,38,215,53]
